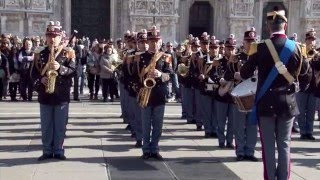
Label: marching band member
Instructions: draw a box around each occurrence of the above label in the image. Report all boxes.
[128,29,149,148]
[296,28,320,141]
[238,7,311,179]
[289,33,300,133]
[215,34,236,149]
[137,26,172,160]
[176,42,188,119]
[31,21,76,161]
[188,37,203,129]
[123,32,138,137]
[198,35,220,138]
[121,31,132,126]
[227,27,258,161]
[181,35,197,125]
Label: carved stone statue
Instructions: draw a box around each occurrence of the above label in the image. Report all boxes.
[46,0,53,10]
[0,0,5,7]
[24,0,32,9]
[305,0,312,16]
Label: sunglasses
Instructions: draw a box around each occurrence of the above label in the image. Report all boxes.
[167,45,173,47]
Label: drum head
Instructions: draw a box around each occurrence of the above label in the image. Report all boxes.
[231,76,257,97]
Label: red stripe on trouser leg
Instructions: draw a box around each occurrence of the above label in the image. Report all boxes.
[258,122,269,180]
[287,122,293,180]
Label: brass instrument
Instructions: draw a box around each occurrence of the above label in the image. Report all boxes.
[45,43,58,94]
[307,48,319,59]
[177,63,189,77]
[111,60,122,71]
[137,52,162,108]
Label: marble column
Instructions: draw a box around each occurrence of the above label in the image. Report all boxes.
[110,0,116,39]
[64,0,71,36]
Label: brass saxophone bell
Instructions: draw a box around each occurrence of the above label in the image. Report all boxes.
[143,78,156,88]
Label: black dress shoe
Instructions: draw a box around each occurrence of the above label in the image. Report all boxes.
[204,133,211,138]
[210,132,217,138]
[141,153,150,159]
[181,115,187,119]
[218,143,225,148]
[196,125,202,131]
[135,140,142,148]
[151,153,163,160]
[131,132,136,138]
[54,154,67,160]
[292,127,300,133]
[226,143,235,149]
[191,120,196,124]
[236,155,244,161]
[74,98,80,101]
[300,134,307,140]
[125,125,131,131]
[306,134,316,140]
[245,155,258,162]
[38,154,53,161]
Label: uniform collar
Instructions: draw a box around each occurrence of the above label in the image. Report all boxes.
[270,31,287,38]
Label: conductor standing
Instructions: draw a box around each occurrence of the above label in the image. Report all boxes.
[238,7,311,180]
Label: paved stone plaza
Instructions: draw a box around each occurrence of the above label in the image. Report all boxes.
[0,97,319,180]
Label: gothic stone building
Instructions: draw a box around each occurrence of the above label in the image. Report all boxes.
[1,0,320,44]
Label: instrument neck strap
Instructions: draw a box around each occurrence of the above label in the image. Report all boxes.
[40,45,63,76]
[139,52,164,82]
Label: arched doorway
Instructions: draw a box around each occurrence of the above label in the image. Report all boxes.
[189,1,213,37]
[261,2,287,39]
[71,0,110,40]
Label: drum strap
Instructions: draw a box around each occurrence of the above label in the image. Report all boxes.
[265,40,295,84]
[250,39,295,125]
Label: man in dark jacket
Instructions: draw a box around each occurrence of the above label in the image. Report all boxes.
[31,21,76,161]
[239,7,311,180]
[0,50,8,101]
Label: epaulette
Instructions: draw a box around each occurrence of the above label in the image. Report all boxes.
[248,41,263,56]
[34,46,45,54]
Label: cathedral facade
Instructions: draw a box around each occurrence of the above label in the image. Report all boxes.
[0,0,320,44]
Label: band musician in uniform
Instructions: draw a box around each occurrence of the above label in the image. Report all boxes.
[237,7,312,180]
[137,26,172,160]
[227,27,258,162]
[31,21,76,161]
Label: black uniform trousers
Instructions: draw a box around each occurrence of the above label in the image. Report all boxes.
[87,72,100,95]
[20,70,33,100]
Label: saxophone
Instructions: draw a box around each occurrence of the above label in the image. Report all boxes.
[45,44,58,94]
[137,52,162,108]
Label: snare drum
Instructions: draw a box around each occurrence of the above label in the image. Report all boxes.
[230,76,257,112]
